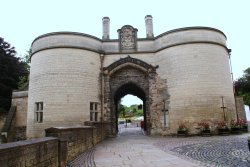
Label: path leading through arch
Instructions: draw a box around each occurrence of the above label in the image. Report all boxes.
[68,128,250,167]
[94,127,201,167]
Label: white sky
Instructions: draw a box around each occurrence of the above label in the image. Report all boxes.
[2,0,250,106]
[2,0,250,80]
[121,95,142,107]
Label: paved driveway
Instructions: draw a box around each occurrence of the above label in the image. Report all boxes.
[94,127,202,167]
[69,127,250,167]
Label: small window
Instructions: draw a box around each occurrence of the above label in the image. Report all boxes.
[95,112,98,121]
[90,112,94,121]
[36,103,39,111]
[90,102,99,121]
[90,103,93,111]
[35,102,43,123]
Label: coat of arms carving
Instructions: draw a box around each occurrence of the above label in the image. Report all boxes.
[118,25,137,51]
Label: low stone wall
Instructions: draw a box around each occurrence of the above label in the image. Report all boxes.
[12,91,28,127]
[45,122,110,163]
[13,126,26,141]
[0,122,110,167]
[0,91,28,143]
[84,121,111,143]
[0,137,59,167]
[45,126,95,163]
[235,96,247,120]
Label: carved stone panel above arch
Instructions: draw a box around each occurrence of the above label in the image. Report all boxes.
[117,25,138,52]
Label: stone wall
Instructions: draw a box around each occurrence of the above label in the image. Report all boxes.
[0,137,59,167]
[12,91,28,127]
[45,123,109,163]
[235,96,247,120]
[84,121,111,142]
[45,126,94,163]
[0,123,109,167]
[1,91,28,143]
[9,91,28,141]
[12,126,26,141]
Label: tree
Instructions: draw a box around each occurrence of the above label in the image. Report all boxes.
[18,49,31,90]
[235,67,250,106]
[117,104,143,118]
[0,37,28,112]
[118,104,126,118]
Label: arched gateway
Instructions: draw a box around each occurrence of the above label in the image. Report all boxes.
[103,56,168,135]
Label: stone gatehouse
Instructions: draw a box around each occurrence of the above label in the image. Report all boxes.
[20,15,241,138]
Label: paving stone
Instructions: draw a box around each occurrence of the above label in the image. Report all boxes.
[94,127,201,167]
[154,134,250,167]
[68,127,250,167]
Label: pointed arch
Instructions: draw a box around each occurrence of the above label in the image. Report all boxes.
[114,82,146,104]
[103,55,158,76]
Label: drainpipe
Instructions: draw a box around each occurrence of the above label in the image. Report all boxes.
[100,53,105,139]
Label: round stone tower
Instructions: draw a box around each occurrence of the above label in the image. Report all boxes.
[27,32,101,138]
[154,27,235,134]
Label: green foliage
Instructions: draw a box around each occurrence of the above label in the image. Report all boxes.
[20,48,31,71]
[18,76,29,90]
[0,37,29,112]
[17,49,31,90]
[235,67,250,106]
[118,104,126,118]
[118,104,143,118]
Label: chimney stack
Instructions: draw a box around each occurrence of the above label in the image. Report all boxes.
[102,17,110,40]
[145,15,154,38]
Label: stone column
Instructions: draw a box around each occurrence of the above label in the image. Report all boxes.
[145,15,154,38]
[102,17,110,40]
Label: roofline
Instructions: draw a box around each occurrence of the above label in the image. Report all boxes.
[31,26,227,47]
[155,26,227,39]
[31,31,103,46]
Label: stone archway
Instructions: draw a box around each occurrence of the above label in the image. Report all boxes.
[114,82,147,132]
[103,56,169,136]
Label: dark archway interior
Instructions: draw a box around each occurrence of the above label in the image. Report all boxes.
[114,82,147,132]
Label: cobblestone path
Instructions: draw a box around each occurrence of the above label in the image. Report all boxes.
[154,134,250,167]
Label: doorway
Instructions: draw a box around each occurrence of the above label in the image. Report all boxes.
[103,56,161,136]
[115,84,147,135]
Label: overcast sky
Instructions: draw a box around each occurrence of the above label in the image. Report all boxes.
[2,0,249,106]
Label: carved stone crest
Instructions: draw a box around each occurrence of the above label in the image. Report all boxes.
[118,25,137,51]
